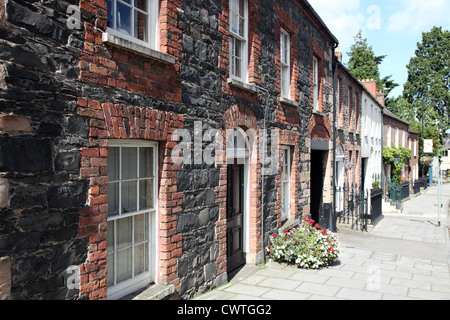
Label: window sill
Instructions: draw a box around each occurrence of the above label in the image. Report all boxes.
[227,78,257,93]
[312,109,326,116]
[129,283,175,300]
[279,97,299,107]
[102,32,175,65]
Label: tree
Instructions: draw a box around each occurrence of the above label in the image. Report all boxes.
[346,30,398,95]
[385,96,415,124]
[403,26,450,134]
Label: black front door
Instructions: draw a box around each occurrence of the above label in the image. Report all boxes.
[311,150,324,224]
[227,164,245,273]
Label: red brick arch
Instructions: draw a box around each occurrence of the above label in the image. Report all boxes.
[307,113,331,141]
[215,103,262,276]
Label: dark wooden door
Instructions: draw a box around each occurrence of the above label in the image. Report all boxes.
[227,164,245,273]
[311,150,324,224]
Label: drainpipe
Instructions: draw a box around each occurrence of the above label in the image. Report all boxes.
[331,42,339,233]
[254,84,270,263]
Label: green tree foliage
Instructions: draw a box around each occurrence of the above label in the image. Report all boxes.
[382,147,412,183]
[403,26,450,134]
[385,96,416,124]
[346,30,398,95]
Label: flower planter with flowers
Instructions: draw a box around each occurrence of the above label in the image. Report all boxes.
[266,218,339,269]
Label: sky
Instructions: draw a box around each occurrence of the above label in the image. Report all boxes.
[308,0,450,98]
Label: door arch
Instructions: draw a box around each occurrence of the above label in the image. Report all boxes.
[226,127,250,273]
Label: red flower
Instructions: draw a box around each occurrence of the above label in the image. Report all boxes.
[273,234,276,238]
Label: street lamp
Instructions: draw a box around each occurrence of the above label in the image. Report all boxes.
[394,154,400,165]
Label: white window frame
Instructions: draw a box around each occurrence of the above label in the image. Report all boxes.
[106,0,159,50]
[106,140,158,300]
[336,78,340,127]
[229,0,248,82]
[313,56,319,111]
[280,29,290,98]
[281,146,291,221]
[395,127,399,147]
[335,145,344,213]
[387,125,391,147]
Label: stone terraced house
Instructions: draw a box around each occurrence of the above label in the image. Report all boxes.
[0,0,343,300]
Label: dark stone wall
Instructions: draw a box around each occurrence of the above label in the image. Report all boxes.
[0,0,336,299]
[0,0,89,299]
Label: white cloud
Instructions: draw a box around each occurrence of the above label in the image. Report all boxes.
[308,0,365,50]
[386,0,450,35]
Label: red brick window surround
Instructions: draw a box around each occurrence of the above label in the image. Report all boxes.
[348,87,353,130]
[77,99,184,300]
[105,0,159,50]
[79,0,182,101]
[220,0,261,102]
[336,77,342,127]
[274,1,300,103]
[310,37,324,112]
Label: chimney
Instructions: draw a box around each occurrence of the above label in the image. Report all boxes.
[361,79,377,97]
[376,90,385,107]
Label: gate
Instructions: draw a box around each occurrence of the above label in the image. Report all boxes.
[382,175,402,210]
[337,184,368,232]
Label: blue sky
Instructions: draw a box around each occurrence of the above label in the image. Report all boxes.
[308,0,450,98]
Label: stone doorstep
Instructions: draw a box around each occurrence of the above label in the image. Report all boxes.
[130,283,175,300]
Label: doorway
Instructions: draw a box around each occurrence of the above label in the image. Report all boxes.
[226,127,249,274]
[226,163,246,273]
[310,150,324,223]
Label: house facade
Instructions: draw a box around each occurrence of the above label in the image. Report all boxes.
[382,109,416,188]
[334,61,362,226]
[408,129,419,185]
[0,0,338,300]
[359,80,383,216]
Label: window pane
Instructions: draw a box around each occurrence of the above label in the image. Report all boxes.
[121,181,137,213]
[135,10,148,42]
[107,221,115,252]
[117,216,132,249]
[134,0,147,11]
[139,178,153,210]
[122,147,137,180]
[134,213,148,243]
[117,248,132,282]
[282,181,289,216]
[232,166,240,212]
[139,147,153,178]
[108,147,120,181]
[238,0,245,37]
[230,11,239,34]
[134,243,148,276]
[230,37,235,75]
[116,1,132,36]
[107,0,114,28]
[234,40,242,77]
[108,182,119,217]
[106,252,115,287]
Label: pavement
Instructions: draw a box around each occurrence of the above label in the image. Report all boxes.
[195,183,450,300]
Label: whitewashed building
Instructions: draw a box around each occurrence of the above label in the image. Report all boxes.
[360,80,383,215]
